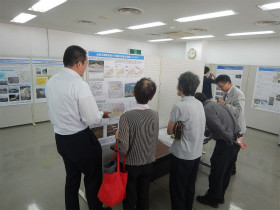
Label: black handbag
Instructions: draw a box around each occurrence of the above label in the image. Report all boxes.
[173,121,183,141]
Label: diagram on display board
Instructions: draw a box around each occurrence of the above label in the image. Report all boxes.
[88,51,144,146]
[0,58,32,106]
[32,59,64,102]
[108,81,124,99]
[251,67,280,113]
[213,65,244,100]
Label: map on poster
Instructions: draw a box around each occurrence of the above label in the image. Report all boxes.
[88,51,144,146]
[251,67,280,113]
[213,66,244,100]
[32,59,64,102]
[0,58,32,106]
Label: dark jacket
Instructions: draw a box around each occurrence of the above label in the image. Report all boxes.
[203,100,240,145]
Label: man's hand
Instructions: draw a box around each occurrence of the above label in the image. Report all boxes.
[115,129,119,139]
[102,111,111,118]
[235,137,248,149]
[210,73,216,79]
[217,98,226,105]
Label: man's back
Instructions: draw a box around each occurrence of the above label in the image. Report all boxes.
[46,68,101,135]
[203,76,215,99]
[204,100,240,144]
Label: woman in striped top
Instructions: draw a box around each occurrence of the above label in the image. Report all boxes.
[116,78,159,210]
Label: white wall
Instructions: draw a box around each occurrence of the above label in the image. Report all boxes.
[0,23,159,58]
[0,22,160,128]
[158,43,186,58]
[205,38,280,66]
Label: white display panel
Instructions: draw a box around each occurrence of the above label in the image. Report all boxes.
[213,65,244,100]
[32,59,64,103]
[87,51,144,146]
[251,67,280,113]
[0,58,32,106]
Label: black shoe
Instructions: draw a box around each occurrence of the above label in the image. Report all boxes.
[196,195,218,208]
[218,199,225,204]
[232,170,236,175]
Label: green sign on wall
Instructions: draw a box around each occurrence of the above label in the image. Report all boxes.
[129,49,141,55]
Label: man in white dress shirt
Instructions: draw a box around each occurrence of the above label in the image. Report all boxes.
[46,45,110,210]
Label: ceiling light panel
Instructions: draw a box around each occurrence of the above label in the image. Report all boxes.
[181,35,214,39]
[175,10,236,22]
[96,29,123,35]
[226,31,275,36]
[148,38,173,42]
[127,22,165,30]
[28,0,67,13]
[259,2,280,10]
[10,13,37,23]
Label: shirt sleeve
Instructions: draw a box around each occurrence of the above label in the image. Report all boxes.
[78,82,102,126]
[226,96,244,119]
[118,114,130,156]
[169,104,181,123]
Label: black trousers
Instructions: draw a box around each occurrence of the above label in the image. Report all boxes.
[55,127,103,210]
[206,140,240,202]
[169,155,200,210]
[123,163,153,210]
[232,134,242,173]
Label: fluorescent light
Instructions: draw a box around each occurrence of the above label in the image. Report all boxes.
[95,29,123,35]
[175,10,236,22]
[181,35,214,40]
[127,22,165,30]
[28,0,67,13]
[226,31,275,36]
[148,38,173,42]
[259,2,280,10]
[10,13,37,23]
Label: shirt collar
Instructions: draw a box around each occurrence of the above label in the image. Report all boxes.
[133,103,150,110]
[227,86,233,94]
[181,96,194,101]
[63,67,83,79]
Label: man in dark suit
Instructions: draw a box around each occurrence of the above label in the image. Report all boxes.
[202,66,216,99]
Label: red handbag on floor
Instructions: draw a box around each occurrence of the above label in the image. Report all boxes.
[98,143,128,207]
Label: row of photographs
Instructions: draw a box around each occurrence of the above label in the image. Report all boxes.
[0,86,46,103]
[88,60,144,77]
[253,95,280,106]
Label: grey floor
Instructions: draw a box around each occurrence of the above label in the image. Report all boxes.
[0,122,279,210]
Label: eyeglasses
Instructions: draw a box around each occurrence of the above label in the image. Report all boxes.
[217,83,226,89]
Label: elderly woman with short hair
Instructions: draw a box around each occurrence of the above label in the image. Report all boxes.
[167,71,206,210]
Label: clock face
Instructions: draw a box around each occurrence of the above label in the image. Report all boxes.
[188,48,196,59]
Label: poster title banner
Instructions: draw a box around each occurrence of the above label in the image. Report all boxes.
[88,51,144,60]
[259,67,280,72]
[217,66,244,70]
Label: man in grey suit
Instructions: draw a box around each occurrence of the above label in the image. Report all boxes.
[215,75,246,174]
[194,93,246,208]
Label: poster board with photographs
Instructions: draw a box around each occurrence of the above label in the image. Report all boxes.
[213,65,244,100]
[32,59,64,103]
[0,58,32,106]
[251,67,280,113]
[87,51,144,146]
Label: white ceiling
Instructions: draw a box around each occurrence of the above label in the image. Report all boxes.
[1,0,280,43]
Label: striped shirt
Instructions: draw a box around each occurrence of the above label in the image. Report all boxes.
[118,109,159,165]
